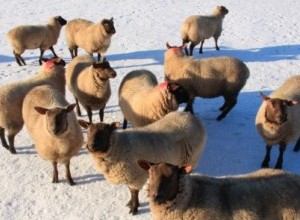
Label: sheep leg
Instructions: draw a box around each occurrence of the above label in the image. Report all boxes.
[275,143,286,169]
[68,48,75,59]
[214,36,220,51]
[99,108,104,122]
[86,106,93,123]
[261,145,272,168]
[199,40,205,54]
[122,119,128,129]
[293,136,300,152]
[49,46,58,57]
[75,98,82,117]
[8,134,16,154]
[65,161,75,186]
[13,51,25,66]
[52,161,59,183]
[216,98,237,121]
[0,128,9,149]
[184,98,194,114]
[189,43,196,56]
[126,187,139,215]
[39,49,45,65]
[182,39,189,56]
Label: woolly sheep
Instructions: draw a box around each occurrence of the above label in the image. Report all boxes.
[22,85,83,185]
[164,43,250,121]
[0,57,66,154]
[65,18,116,61]
[181,6,229,55]
[78,111,206,214]
[256,75,300,169]
[118,69,189,129]
[65,55,117,123]
[7,16,67,66]
[138,161,300,220]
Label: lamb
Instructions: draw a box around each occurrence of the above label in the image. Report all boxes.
[22,85,83,185]
[164,43,250,121]
[138,161,300,220]
[65,17,115,61]
[256,75,300,169]
[0,57,66,154]
[7,16,67,66]
[181,6,229,56]
[118,69,189,129]
[78,111,206,214]
[65,55,117,123]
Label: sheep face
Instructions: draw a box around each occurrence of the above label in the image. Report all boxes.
[214,6,229,17]
[54,16,67,26]
[92,61,117,80]
[260,92,297,125]
[101,18,116,35]
[34,104,76,136]
[166,42,186,57]
[138,161,192,204]
[167,82,189,105]
[78,120,119,153]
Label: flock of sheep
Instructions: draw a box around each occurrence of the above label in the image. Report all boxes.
[2,5,300,220]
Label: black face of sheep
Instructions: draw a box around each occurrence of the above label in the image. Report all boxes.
[92,61,117,80]
[101,18,116,35]
[219,6,229,16]
[34,104,76,136]
[138,160,192,204]
[55,16,67,26]
[167,82,190,105]
[78,120,119,153]
[260,92,296,125]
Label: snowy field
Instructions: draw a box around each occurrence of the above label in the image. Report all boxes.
[1,0,300,219]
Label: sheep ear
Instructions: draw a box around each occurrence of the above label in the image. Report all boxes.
[179,165,193,174]
[78,119,91,128]
[111,122,120,130]
[137,160,156,171]
[166,42,172,49]
[66,103,76,113]
[34,107,48,115]
[259,92,270,101]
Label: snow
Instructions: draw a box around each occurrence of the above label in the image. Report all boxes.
[1,0,300,219]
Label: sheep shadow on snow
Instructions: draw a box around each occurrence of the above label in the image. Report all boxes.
[194,90,300,177]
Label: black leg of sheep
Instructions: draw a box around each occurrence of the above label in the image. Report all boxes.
[293,136,300,152]
[261,145,272,168]
[275,143,286,169]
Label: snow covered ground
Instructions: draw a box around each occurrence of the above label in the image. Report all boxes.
[1,0,300,219]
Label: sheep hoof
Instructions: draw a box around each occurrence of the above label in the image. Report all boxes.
[216,115,224,121]
[261,161,269,168]
[68,180,76,186]
[275,163,282,169]
[128,207,138,215]
[9,147,17,154]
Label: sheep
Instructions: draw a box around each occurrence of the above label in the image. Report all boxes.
[7,16,67,66]
[65,17,116,61]
[22,84,83,185]
[138,161,300,220]
[118,69,189,129]
[181,6,229,56]
[256,75,300,169]
[65,55,117,123]
[78,111,206,214]
[164,43,250,121]
[0,57,66,154]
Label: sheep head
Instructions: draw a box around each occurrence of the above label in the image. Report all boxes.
[138,160,192,204]
[55,16,67,26]
[78,120,120,153]
[260,92,298,125]
[213,6,229,17]
[165,42,186,57]
[92,61,117,80]
[167,82,190,105]
[34,104,76,136]
[101,17,116,35]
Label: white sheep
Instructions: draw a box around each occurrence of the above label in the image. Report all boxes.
[181,6,229,55]
[164,43,250,121]
[65,55,117,123]
[78,111,207,214]
[138,161,300,220]
[118,69,189,129]
[7,16,67,66]
[256,75,300,169]
[22,85,83,185]
[65,17,115,61]
[0,57,66,154]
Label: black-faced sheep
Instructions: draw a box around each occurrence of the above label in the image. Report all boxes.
[22,85,83,185]
[65,55,117,123]
[118,69,189,129]
[256,75,300,169]
[78,111,206,214]
[181,6,229,55]
[65,18,115,61]
[164,43,250,121]
[7,16,67,66]
[0,57,66,154]
[138,161,300,220]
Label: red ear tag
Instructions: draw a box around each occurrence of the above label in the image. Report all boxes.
[157,81,168,90]
[44,60,54,69]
